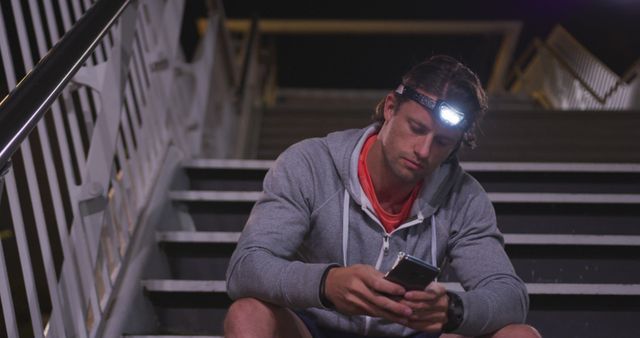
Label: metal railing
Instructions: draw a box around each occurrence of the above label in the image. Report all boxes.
[0,0,231,336]
[509,25,638,110]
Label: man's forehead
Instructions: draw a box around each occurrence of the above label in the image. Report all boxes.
[401,99,462,139]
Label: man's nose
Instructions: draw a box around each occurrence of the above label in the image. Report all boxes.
[414,135,433,159]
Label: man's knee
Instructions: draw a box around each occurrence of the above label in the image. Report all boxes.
[489,324,541,338]
[225,298,276,325]
[224,298,311,338]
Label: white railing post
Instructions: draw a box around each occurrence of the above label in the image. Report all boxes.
[0,0,235,336]
[0,162,18,338]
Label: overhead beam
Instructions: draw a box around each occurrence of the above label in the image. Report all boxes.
[226,19,521,93]
[226,19,521,36]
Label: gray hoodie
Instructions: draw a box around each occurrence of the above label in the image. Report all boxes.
[226,125,528,336]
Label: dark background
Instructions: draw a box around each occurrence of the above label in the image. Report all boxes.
[220,0,640,89]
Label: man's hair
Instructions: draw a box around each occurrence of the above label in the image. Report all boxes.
[373,55,488,148]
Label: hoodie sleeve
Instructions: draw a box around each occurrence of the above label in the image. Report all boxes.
[226,142,335,309]
[445,176,529,335]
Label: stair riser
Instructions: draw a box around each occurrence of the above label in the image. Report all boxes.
[183,202,252,231]
[183,167,640,195]
[161,242,640,284]
[178,200,640,236]
[529,305,640,338]
[162,243,234,280]
[496,203,640,235]
[186,168,266,191]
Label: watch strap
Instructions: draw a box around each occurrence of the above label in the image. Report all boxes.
[442,291,464,332]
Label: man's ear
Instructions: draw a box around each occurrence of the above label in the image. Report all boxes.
[383,93,397,121]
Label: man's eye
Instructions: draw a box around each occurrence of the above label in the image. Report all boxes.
[409,122,427,134]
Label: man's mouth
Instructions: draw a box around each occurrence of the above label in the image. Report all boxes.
[403,158,424,170]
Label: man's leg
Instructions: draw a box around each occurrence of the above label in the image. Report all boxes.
[224,298,313,338]
[440,323,541,338]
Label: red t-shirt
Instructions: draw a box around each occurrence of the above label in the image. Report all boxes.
[358,134,422,233]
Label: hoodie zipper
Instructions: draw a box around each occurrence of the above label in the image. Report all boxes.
[363,207,424,335]
[382,234,390,255]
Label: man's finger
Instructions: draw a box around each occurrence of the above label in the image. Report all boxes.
[366,274,407,297]
[409,309,447,322]
[357,284,412,317]
[360,296,411,325]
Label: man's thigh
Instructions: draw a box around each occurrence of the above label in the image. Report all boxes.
[294,311,440,338]
[224,298,312,338]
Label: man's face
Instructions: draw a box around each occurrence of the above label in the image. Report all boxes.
[377,91,463,186]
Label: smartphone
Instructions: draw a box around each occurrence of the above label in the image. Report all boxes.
[384,252,440,291]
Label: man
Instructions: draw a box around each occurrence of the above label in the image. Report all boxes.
[225,55,540,338]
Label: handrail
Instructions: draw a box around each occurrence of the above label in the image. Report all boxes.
[0,0,131,173]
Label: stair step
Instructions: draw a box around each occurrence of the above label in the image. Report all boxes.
[445,283,640,295]
[504,234,640,246]
[143,280,231,308]
[487,192,640,204]
[157,231,241,244]
[143,279,640,297]
[170,190,640,204]
[169,191,261,202]
[461,162,640,173]
[143,280,226,293]
[183,160,640,173]
[156,231,640,247]
[183,159,273,170]
[124,336,222,338]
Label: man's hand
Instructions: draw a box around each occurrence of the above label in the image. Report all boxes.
[401,282,449,332]
[324,264,413,325]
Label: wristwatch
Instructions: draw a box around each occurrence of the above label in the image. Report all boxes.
[442,291,464,332]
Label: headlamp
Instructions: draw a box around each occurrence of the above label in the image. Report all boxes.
[395,84,468,129]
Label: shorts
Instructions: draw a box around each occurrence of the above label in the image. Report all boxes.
[294,311,441,338]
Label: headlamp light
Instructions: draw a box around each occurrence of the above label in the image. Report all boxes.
[395,84,468,129]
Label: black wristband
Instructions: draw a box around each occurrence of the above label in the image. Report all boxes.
[442,291,464,332]
[319,265,339,308]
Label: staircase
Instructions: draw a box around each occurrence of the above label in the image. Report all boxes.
[116,88,640,338]
[120,153,640,337]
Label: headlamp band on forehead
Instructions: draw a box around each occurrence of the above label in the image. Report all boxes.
[395,84,469,129]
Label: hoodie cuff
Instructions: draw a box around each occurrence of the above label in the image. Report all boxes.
[281,262,340,309]
[319,264,341,309]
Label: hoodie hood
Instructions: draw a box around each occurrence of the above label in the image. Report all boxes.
[325,124,465,219]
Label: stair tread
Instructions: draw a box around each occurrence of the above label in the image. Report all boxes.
[142,279,640,296]
[156,231,640,246]
[143,279,226,292]
[504,234,640,246]
[487,192,640,204]
[124,336,222,338]
[461,162,640,173]
[183,160,640,173]
[170,190,640,204]
[183,159,273,170]
[157,231,240,243]
[169,191,261,202]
